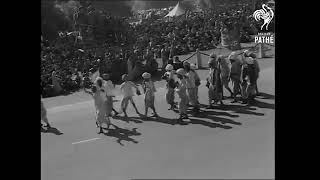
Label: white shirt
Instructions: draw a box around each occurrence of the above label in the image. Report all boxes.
[103,80,114,96]
[120,81,138,98]
[93,90,106,111]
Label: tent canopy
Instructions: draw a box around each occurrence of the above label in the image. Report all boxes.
[165,2,186,17]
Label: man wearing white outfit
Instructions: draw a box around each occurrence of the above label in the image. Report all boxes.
[183,61,199,114]
[102,73,119,117]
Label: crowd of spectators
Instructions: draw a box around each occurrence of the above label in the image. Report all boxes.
[41,2,273,98]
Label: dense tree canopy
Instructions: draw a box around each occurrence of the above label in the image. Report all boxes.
[41,0,79,40]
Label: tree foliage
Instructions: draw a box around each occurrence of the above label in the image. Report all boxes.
[41,0,75,40]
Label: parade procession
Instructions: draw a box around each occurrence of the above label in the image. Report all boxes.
[41,48,263,131]
[41,0,275,179]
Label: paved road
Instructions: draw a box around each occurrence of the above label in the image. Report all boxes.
[41,46,275,180]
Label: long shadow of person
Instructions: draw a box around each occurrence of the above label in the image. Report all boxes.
[102,125,141,146]
[248,99,275,110]
[142,113,234,129]
[204,110,240,118]
[142,116,177,125]
[256,92,275,100]
[172,108,207,118]
[205,115,242,126]
[211,104,264,116]
[234,108,265,116]
[187,108,242,125]
[210,104,256,111]
[41,126,63,135]
[112,115,144,124]
[188,118,233,129]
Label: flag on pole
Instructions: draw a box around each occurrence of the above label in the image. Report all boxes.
[90,70,100,83]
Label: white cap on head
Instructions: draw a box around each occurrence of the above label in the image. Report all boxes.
[142,72,151,79]
[176,68,186,76]
[165,64,173,71]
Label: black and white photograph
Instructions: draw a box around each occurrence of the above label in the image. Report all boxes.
[41,0,275,179]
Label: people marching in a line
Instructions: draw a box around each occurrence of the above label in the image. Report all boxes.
[42,49,261,131]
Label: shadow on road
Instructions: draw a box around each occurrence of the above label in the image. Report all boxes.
[211,104,265,116]
[41,126,63,135]
[206,115,242,126]
[103,125,141,146]
[189,118,233,129]
[249,99,275,110]
[112,115,144,124]
[234,108,265,116]
[108,95,274,131]
[142,113,236,129]
[113,110,237,130]
[256,92,275,100]
[204,110,240,118]
[142,116,176,125]
[188,108,242,127]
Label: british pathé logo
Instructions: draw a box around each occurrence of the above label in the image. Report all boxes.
[253,4,274,31]
[255,32,274,44]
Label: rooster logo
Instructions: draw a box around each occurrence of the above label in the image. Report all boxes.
[253,4,274,31]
